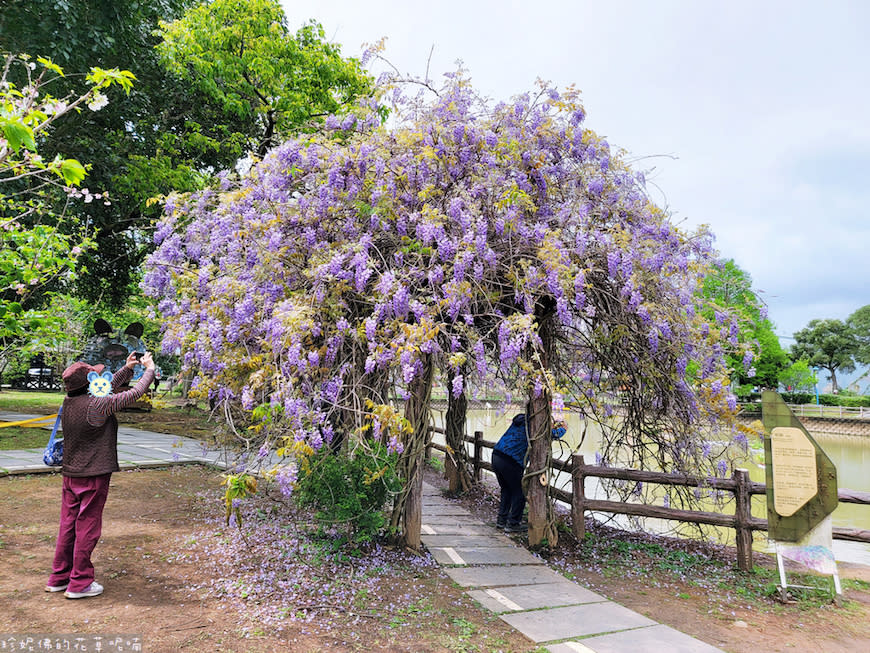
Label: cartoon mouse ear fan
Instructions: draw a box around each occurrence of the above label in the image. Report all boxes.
[94,319,112,335]
[124,322,144,339]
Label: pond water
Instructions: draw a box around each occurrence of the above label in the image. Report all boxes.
[430,405,870,565]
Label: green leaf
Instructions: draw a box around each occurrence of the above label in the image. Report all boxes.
[59,159,87,186]
[36,56,65,77]
[1,120,36,152]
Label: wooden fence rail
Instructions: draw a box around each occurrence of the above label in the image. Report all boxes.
[427,428,870,572]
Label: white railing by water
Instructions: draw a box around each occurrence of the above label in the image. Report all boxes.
[740,403,870,420]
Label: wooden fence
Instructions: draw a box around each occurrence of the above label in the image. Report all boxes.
[427,427,870,572]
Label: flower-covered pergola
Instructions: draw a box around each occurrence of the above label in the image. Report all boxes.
[144,73,751,548]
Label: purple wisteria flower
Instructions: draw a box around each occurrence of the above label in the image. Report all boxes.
[142,68,744,506]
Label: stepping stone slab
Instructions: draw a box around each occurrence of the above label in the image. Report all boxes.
[422,534,512,548]
[500,603,656,643]
[148,447,199,456]
[429,546,545,566]
[467,581,605,613]
[444,564,566,588]
[119,460,172,467]
[3,464,46,474]
[421,514,484,525]
[116,451,168,462]
[546,624,723,653]
[0,456,40,465]
[421,523,493,536]
[422,505,473,516]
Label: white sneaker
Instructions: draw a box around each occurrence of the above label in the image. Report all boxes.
[45,582,69,593]
[64,581,103,599]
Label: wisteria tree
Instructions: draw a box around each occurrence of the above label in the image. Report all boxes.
[144,71,752,548]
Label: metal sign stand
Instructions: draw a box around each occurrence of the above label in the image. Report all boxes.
[775,546,842,600]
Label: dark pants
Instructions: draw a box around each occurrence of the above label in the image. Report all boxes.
[492,450,525,527]
[48,474,111,592]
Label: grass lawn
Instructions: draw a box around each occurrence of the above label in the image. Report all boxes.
[0,389,218,445]
[0,425,54,450]
[0,390,61,414]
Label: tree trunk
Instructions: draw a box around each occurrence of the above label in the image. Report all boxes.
[258,109,276,157]
[445,368,473,494]
[390,354,433,550]
[829,367,839,394]
[527,305,558,548]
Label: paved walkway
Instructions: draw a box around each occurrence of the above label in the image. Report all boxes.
[0,411,266,476]
[421,481,724,652]
[2,411,721,651]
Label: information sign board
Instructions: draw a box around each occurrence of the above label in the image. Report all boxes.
[761,391,838,542]
[770,426,818,517]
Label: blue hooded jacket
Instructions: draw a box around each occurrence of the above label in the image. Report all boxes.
[493,414,566,467]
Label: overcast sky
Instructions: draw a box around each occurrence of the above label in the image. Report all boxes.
[283,0,869,348]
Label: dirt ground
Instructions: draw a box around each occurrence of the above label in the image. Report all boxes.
[3,464,870,653]
[441,466,870,653]
[0,467,532,652]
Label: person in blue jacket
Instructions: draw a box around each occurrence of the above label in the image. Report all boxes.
[492,411,566,533]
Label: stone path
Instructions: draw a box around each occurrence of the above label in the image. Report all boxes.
[421,481,724,653]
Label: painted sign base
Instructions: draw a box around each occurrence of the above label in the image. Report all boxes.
[774,516,841,596]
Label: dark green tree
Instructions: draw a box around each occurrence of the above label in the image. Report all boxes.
[0,0,208,305]
[777,359,817,394]
[156,0,373,156]
[700,259,788,394]
[1,0,372,307]
[846,304,870,366]
[791,319,857,394]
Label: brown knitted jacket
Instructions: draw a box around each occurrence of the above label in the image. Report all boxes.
[61,366,156,477]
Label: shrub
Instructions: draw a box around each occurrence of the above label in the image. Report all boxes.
[819,394,870,407]
[780,392,815,405]
[747,392,869,408]
[293,441,401,544]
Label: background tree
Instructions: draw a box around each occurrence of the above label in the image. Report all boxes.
[846,304,870,366]
[0,52,133,376]
[0,0,201,306]
[700,259,787,395]
[791,318,857,394]
[156,0,374,156]
[778,359,817,394]
[750,326,789,390]
[1,0,372,308]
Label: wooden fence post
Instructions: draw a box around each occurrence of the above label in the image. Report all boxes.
[473,430,483,482]
[733,468,753,572]
[571,454,586,540]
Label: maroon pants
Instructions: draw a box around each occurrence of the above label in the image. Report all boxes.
[48,474,111,592]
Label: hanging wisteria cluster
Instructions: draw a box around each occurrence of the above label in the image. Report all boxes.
[143,72,752,515]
